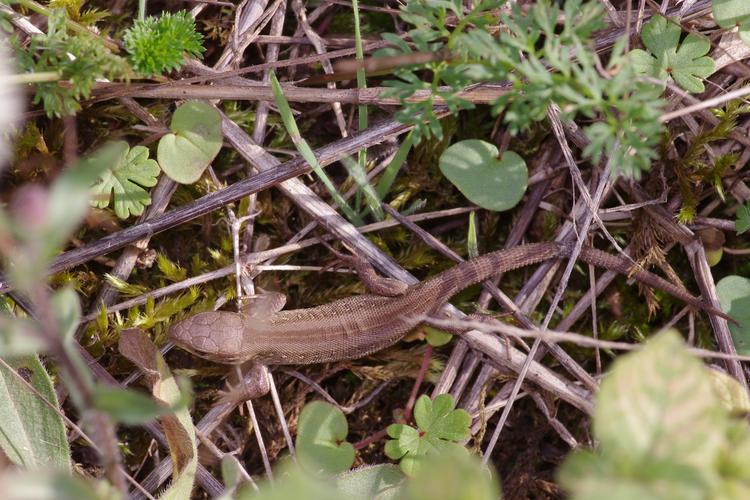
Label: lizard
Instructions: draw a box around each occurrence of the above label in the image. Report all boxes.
[168,240,733,367]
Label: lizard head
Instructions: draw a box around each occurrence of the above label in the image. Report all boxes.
[168,311,247,364]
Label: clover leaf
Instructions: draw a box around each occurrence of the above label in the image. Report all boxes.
[157,101,223,184]
[713,0,750,47]
[629,15,715,93]
[296,401,355,475]
[89,141,160,219]
[384,394,470,476]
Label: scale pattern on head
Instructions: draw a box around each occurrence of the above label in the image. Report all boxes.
[168,311,247,364]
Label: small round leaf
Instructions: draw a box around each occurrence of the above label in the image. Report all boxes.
[336,464,405,500]
[439,139,528,211]
[717,275,750,355]
[157,101,222,184]
[296,401,355,475]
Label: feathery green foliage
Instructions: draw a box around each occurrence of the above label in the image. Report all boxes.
[11,9,128,117]
[382,0,667,178]
[123,11,204,76]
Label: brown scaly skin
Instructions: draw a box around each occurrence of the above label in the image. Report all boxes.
[169,241,732,366]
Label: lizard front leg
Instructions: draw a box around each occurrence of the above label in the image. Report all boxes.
[238,290,287,317]
[217,361,271,406]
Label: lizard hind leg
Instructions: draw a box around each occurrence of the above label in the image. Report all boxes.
[318,237,409,297]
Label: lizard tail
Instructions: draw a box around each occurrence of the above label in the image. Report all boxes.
[423,241,565,298]
[423,241,733,324]
[575,246,735,324]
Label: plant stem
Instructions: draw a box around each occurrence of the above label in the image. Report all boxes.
[1,72,60,84]
[138,0,146,21]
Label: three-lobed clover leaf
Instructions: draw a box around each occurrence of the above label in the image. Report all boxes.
[384,394,470,476]
[629,15,715,93]
[713,0,750,47]
[89,141,160,219]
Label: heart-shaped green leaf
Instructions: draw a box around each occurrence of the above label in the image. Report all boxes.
[157,101,222,184]
[439,139,528,211]
[296,401,355,475]
[717,275,750,355]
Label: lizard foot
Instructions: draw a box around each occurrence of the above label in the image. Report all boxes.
[217,362,271,407]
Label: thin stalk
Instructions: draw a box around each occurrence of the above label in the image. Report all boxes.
[270,72,363,225]
[1,72,60,84]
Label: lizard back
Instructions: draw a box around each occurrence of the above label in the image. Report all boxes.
[237,242,566,364]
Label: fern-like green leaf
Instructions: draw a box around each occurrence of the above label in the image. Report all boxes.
[382,0,666,178]
[11,9,129,117]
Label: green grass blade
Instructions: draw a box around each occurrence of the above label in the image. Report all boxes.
[376,131,414,199]
[270,72,363,225]
[352,0,368,151]
[340,156,383,220]
[467,211,478,258]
